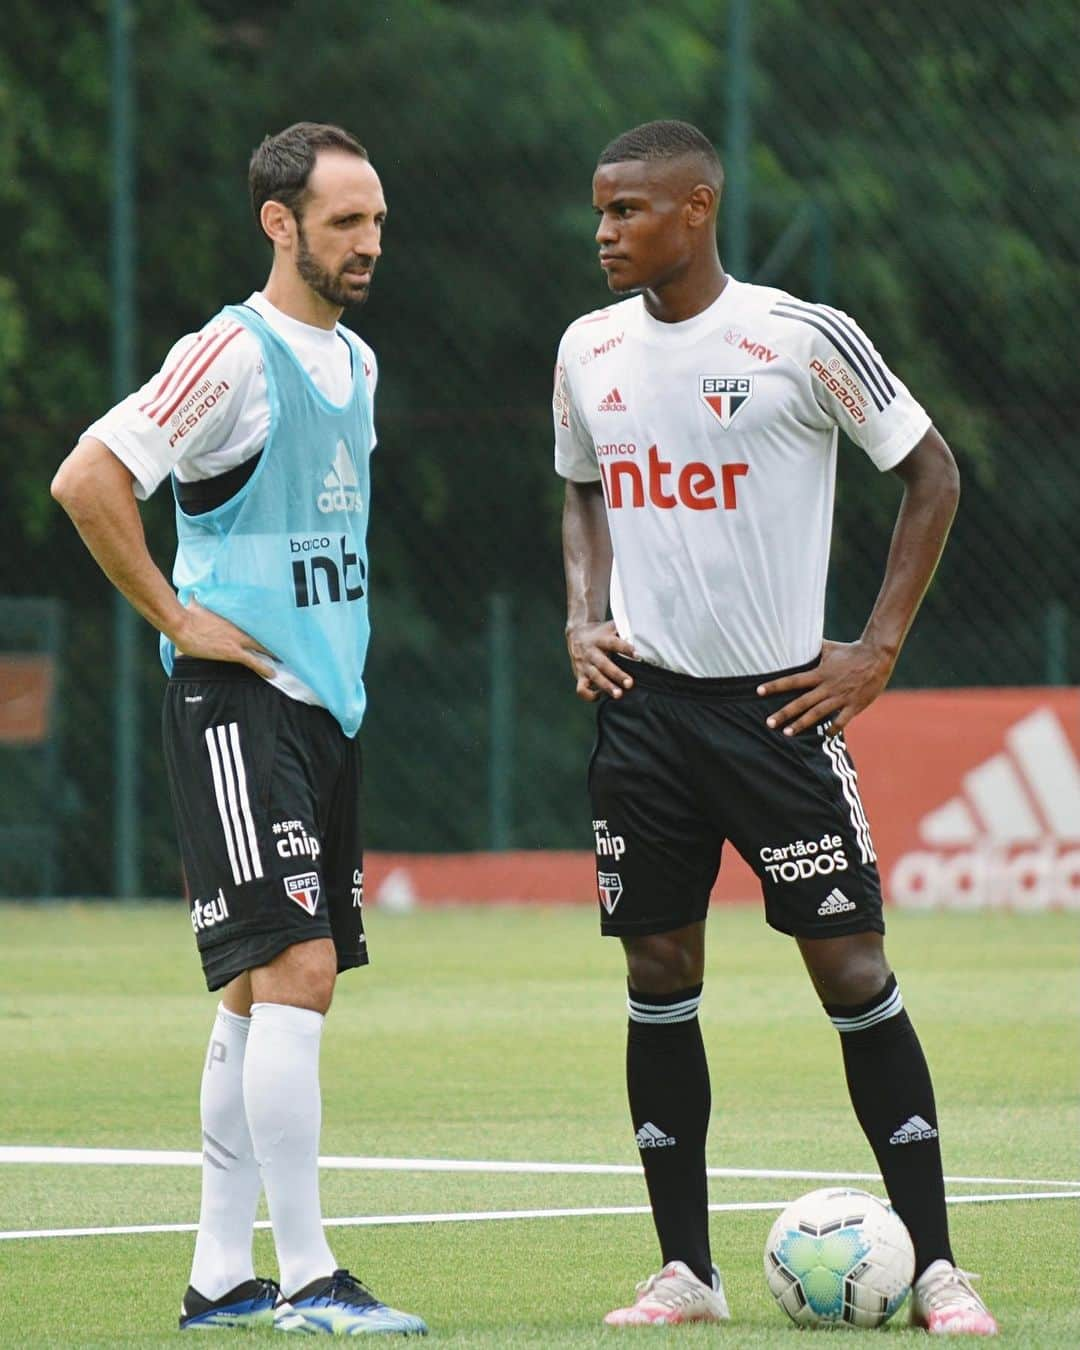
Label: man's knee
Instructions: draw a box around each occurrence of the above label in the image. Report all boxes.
[798,932,891,1006]
[250,937,337,1014]
[622,922,706,994]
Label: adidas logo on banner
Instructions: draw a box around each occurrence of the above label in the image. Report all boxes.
[919,708,1080,848]
[635,1121,676,1149]
[598,387,627,412]
[889,1114,939,1145]
[318,439,363,514]
[817,887,856,916]
[892,707,1080,911]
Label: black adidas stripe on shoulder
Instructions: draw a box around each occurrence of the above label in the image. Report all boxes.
[816,303,896,398]
[770,299,895,411]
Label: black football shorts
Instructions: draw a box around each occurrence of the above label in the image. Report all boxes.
[587,657,884,940]
[162,658,367,991]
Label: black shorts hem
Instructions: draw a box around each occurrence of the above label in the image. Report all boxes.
[201,927,344,991]
[765,914,886,940]
[336,951,369,975]
[599,910,708,939]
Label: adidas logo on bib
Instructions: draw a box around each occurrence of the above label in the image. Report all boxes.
[318,440,363,514]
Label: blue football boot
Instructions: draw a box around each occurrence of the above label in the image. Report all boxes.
[179,1276,281,1329]
[276,1268,427,1335]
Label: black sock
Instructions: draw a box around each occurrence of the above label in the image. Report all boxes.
[626,983,711,1285]
[825,974,953,1275]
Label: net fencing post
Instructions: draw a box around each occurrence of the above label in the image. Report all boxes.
[488,592,514,851]
[110,0,139,898]
[724,0,753,279]
[1045,599,1067,685]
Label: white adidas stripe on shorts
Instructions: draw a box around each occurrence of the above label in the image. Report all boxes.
[204,722,264,885]
[821,726,876,865]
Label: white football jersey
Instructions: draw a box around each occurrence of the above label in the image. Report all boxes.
[554,276,931,678]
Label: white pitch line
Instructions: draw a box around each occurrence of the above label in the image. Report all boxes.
[2,1192,1078,1243]
[945,1192,1080,1205]
[2,1147,1078,1190]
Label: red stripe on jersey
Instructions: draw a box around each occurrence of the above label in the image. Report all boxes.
[150,326,244,427]
[568,310,613,328]
[139,328,213,418]
[139,322,240,422]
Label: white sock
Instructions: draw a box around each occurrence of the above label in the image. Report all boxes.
[189,1004,262,1300]
[244,1002,336,1296]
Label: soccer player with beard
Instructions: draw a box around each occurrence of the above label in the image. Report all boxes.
[52,123,427,1335]
[554,120,997,1335]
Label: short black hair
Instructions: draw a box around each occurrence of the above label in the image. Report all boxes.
[598,119,723,189]
[248,122,368,225]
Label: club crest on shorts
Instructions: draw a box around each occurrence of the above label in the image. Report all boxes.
[284,871,321,916]
[598,871,623,914]
[700,375,753,428]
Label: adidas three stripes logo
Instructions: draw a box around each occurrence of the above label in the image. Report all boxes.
[204,723,263,885]
[889,1114,939,1145]
[770,298,896,412]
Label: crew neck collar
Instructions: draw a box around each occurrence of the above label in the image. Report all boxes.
[637,276,739,341]
[247,291,342,342]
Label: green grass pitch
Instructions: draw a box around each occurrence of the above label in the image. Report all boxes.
[0,900,1077,1346]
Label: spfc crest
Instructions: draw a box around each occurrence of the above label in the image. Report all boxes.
[700,375,753,428]
[284,872,321,916]
[598,871,623,914]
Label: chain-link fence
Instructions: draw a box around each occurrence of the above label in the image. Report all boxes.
[1,0,1075,895]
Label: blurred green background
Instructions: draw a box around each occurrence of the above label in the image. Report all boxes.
[0,0,1076,895]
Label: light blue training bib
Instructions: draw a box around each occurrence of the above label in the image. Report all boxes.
[161,303,375,736]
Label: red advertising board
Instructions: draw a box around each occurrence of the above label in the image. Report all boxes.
[366,689,1079,913]
[846,687,1080,911]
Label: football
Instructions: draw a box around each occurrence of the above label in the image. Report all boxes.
[764,1187,915,1328]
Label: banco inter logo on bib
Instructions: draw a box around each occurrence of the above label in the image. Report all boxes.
[318,440,363,514]
[290,534,366,608]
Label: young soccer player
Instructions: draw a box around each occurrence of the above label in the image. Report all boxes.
[555,119,997,1336]
[53,122,426,1336]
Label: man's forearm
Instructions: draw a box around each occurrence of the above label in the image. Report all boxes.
[563,479,613,629]
[52,439,188,643]
[861,428,960,661]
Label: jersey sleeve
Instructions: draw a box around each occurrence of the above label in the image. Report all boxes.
[553,332,599,482]
[803,305,931,471]
[82,317,262,499]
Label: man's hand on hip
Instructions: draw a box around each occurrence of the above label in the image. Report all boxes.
[174,599,278,680]
[566,620,637,702]
[756,638,894,736]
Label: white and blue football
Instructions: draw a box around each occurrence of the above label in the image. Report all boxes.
[764,1186,915,1328]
